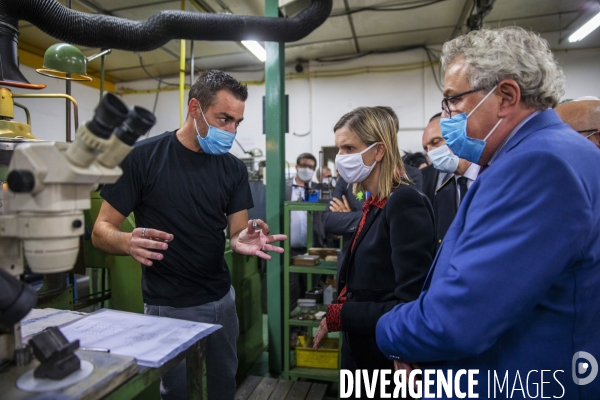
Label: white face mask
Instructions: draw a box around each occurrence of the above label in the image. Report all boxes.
[297,167,314,182]
[335,142,379,184]
[427,144,459,174]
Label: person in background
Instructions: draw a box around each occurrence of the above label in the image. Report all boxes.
[421,113,479,248]
[419,114,444,205]
[92,70,286,400]
[376,27,600,398]
[285,153,328,309]
[314,107,436,399]
[555,97,600,149]
[376,106,423,190]
[285,152,327,254]
[316,166,333,183]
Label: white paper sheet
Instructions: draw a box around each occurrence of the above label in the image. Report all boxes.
[21,308,86,339]
[58,309,220,367]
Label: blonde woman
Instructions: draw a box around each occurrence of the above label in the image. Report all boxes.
[313,107,435,396]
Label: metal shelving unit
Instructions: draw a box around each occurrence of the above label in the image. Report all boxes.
[282,201,341,383]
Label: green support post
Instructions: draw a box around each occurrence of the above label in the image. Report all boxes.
[265,0,286,374]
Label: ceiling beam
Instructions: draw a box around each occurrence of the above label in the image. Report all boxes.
[286,25,455,49]
[343,0,360,53]
[450,0,473,39]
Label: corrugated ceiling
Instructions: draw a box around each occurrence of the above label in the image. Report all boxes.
[16,0,600,83]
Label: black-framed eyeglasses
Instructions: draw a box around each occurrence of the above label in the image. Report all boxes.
[577,129,600,140]
[298,163,316,170]
[441,87,485,118]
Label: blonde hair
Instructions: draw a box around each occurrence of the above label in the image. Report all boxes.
[333,107,409,198]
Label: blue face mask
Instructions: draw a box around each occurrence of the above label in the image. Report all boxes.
[440,86,503,163]
[427,144,459,174]
[194,108,235,155]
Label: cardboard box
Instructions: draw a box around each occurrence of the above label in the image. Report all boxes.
[308,248,338,259]
[291,255,320,266]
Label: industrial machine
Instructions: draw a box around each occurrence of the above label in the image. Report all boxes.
[0,91,155,392]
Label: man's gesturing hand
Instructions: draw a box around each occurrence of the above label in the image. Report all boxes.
[129,227,174,266]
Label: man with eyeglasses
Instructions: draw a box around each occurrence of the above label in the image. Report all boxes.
[377,27,600,398]
[555,97,600,149]
[286,153,329,309]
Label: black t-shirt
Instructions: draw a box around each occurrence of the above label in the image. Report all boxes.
[100,131,253,307]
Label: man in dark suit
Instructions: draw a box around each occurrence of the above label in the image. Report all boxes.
[285,152,326,255]
[377,27,600,399]
[422,114,479,248]
[285,152,326,308]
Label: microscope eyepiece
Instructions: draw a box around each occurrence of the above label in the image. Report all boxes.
[86,93,128,140]
[7,170,35,193]
[115,106,156,146]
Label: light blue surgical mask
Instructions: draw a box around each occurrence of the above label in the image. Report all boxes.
[194,108,235,155]
[427,144,459,173]
[440,86,503,163]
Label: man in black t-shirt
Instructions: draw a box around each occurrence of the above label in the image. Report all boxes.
[92,70,286,400]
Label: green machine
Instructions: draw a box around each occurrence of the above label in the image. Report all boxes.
[83,191,265,374]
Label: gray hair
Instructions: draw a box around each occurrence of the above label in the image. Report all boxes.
[441,27,565,109]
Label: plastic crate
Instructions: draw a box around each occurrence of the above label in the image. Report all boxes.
[295,336,339,369]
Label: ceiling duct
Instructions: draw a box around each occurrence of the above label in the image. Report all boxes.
[0,0,332,52]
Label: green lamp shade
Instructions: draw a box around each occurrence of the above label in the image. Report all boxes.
[36,43,92,81]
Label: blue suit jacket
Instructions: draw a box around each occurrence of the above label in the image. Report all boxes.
[376,109,600,399]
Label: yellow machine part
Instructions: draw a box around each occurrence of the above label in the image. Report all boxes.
[0,120,35,140]
[0,87,36,140]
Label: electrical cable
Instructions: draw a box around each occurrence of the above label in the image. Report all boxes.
[469,0,477,20]
[424,46,444,92]
[330,0,450,17]
[315,44,422,63]
[142,80,161,139]
[137,53,179,87]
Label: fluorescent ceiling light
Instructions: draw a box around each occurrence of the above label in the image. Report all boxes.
[569,11,600,43]
[242,41,266,62]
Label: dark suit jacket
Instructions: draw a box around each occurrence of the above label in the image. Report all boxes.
[338,184,436,370]
[322,168,424,256]
[377,110,600,398]
[432,174,457,249]
[404,163,423,192]
[321,176,363,258]
[420,164,440,205]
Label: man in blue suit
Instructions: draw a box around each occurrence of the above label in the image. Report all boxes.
[376,27,600,399]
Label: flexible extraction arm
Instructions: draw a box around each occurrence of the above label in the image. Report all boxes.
[0,0,332,51]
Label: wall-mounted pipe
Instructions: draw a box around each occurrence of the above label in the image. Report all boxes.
[12,93,78,142]
[0,0,332,51]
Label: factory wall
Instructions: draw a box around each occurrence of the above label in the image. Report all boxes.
[12,66,104,143]
[15,46,600,173]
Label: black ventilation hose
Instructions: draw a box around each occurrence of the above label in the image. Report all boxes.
[0,0,332,52]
